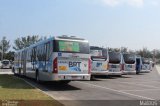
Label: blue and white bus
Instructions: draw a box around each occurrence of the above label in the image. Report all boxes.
[13,36,91,83]
[141,58,152,73]
[108,52,123,76]
[90,46,109,75]
[122,53,136,74]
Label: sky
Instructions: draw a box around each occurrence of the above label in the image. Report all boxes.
[0,0,160,51]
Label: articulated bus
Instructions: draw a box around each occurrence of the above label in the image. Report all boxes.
[108,52,123,76]
[13,36,91,83]
[141,58,152,73]
[90,46,109,75]
[122,53,136,74]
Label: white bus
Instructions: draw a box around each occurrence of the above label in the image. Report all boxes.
[108,52,123,76]
[90,46,109,75]
[1,60,12,69]
[13,36,91,83]
[141,58,152,73]
[122,53,136,74]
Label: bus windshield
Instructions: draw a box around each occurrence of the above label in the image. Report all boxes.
[54,40,90,54]
[90,46,108,59]
[2,60,9,64]
[123,54,135,64]
[90,50,103,56]
[142,58,150,64]
[109,52,121,64]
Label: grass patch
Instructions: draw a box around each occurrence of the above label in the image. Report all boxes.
[0,74,63,106]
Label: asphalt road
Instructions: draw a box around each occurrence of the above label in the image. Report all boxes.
[1,68,160,106]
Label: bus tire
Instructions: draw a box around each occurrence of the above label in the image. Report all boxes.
[36,70,41,83]
[18,68,21,76]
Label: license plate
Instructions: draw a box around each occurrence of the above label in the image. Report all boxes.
[109,69,115,72]
[128,65,132,68]
[111,65,117,68]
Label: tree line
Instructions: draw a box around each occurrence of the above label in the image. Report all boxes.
[0,35,159,62]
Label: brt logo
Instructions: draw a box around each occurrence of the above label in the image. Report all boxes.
[69,62,81,68]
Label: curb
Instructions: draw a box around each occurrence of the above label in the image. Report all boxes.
[155,65,160,75]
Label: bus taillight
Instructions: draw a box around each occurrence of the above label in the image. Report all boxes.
[53,58,58,73]
[88,59,91,74]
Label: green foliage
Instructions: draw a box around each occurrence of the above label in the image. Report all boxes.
[136,48,153,58]
[0,36,10,53]
[4,51,15,61]
[13,35,43,50]
[108,48,120,52]
[108,47,127,53]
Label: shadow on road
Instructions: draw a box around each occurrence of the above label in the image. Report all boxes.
[41,82,81,91]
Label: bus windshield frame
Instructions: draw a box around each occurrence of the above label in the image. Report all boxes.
[54,40,90,54]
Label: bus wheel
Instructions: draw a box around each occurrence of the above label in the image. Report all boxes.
[36,70,40,83]
[36,70,42,83]
[19,68,21,76]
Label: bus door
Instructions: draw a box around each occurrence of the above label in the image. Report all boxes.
[22,51,26,75]
[44,42,51,72]
[31,47,37,71]
[136,58,141,73]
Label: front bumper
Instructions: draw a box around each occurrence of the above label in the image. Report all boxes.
[140,70,151,73]
[53,74,91,81]
[91,71,108,75]
[108,71,122,75]
[123,71,136,75]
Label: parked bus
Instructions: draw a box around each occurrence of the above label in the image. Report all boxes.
[1,60,12,69]
[90,46,109,75]
[13,36,91,83]
[108,52,123,76]
[135,55,142,74]
[141,58,152,73]
[122,53,136,74]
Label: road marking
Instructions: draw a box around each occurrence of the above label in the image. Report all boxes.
[113,81,160,89]
[77,81,155,100]
[155,65,160,75]
[120,89,160,92]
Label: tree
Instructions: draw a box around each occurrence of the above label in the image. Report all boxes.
[13,35,43,50]
[0,36,11,53]
[136,48,152,58]
[108,48,120,52]
[121,47,128,53]
[4,51,15,61]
